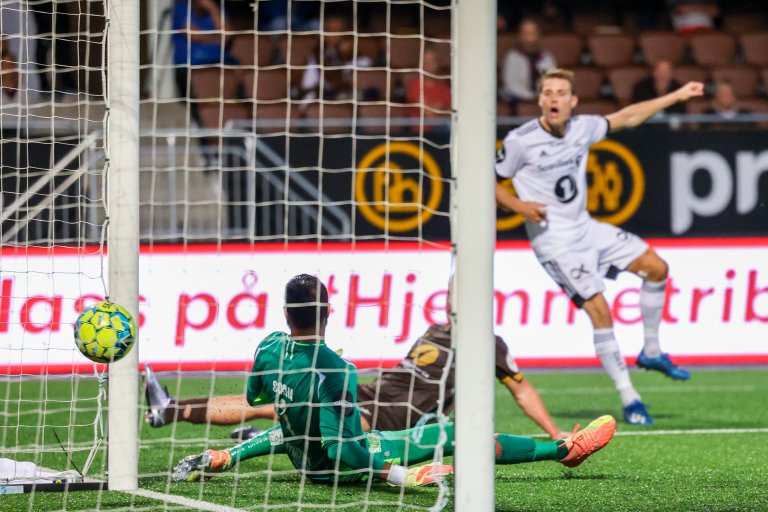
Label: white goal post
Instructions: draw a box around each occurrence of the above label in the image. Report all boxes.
[106,0,140,491]
[453,0,497,509]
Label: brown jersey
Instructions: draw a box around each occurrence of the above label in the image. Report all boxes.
[356,324,522,431]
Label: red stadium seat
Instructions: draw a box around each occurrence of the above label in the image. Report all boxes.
[229,34,274,67]
[388,37,423,69]
[588,33,636,68]
[673,66,709,86]
[243,68,289,101]
[302,102,354,134]
[710,66,759,98]
[740,33,768,68]
[607,66,650,105]
[190,67,243,100]
[689,32,736,67]
[540,33,584,67]
[357,104,410,135]
[575,99,618,116]
[251,101,301,134]
[572,66,605,100]
[639,32,687,66]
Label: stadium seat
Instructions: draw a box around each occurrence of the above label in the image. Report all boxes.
[572,66,604,100]
[388,37,423,69]
[196,103,251,130]
[740,33,768,68]
[722,13,768,35]
[689,32,736,67]
[572,12,619,36]
[431,41,452,73]
[762,68,768,94]
[673,65,708,86]
[497,33,517,63]
[357,104,410,135]
[229,34,274,67]
[540,33,584,67]
[607,66,650,105]
[497,100,512,118]
[251,102,300,134]
[739,98,768,113]
[356,35,385,63]
[190,67,243,100]
[638,31,687,65]
[588,33,636,68]
[575,99,618,116]
[243,68,289,101]
[284,34,319,67]
[685,98,710,114]
[353,69,392,101]
[515,101,541,117]
[302,102,354,134]
[424,10,451,38]
[710,66,759,98]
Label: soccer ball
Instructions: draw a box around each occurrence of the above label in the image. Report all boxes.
[74,301,136,364]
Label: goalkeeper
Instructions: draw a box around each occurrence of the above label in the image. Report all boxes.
[171,274,615,486]
[145,296,569,440]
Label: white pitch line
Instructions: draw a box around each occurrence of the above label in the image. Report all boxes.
[613,427,768,437]
[125,488,249,512]
[536,385,759,395]
[524,427,768,438]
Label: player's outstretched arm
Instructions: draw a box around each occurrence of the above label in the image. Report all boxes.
[606,81,704,132]
[503,378,569,440]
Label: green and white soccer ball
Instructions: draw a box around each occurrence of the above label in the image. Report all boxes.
[74,301,136,364]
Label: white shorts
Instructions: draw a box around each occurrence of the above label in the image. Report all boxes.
[536,221,648,307]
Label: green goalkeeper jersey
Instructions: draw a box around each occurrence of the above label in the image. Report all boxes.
[246,331,386,483]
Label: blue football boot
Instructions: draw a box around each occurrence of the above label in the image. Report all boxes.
[623,399,653,426]
[637,350,691,381]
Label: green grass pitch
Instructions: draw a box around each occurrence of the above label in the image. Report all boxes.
[2,367,767,511]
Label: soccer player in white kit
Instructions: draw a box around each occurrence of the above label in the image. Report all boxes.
[495,68,704,425]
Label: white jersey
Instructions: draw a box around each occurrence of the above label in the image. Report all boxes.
[495,115,609,258]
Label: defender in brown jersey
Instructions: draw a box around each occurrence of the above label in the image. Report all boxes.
[144,324,568,440]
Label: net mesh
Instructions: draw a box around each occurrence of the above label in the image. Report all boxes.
[0,0,111,491]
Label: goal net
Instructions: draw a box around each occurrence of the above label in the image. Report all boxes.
[2,0,498,509]
[0,0,114,496]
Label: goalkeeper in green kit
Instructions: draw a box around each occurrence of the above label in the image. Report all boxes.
[172,274,616,487]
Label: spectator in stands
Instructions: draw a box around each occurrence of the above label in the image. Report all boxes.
[666,0,719,35]
[257,0,319,32]
[405,47,451,133]
[705,81,750,130]
[500,18,556,111]
[0,37,19,105]
[172,0,238,98]
[631,60,686,115]
[31,2,79,98]
[1,1,41,103]
[299,15,372,101]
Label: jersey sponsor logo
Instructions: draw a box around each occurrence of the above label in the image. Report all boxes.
[355,142,444,232]
[555,175,578,203]
[496,139,645,231]
[496,145,506,163]
[332,391,355,417]
[272,380,294,401]
[408,344,440,367]
[269,427,284,446]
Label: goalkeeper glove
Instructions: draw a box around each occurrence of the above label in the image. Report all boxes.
[386,462,453,487]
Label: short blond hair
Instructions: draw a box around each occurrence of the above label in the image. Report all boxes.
[538,68,575,94]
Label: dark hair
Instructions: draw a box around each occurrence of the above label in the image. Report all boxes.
[285,274,329,330]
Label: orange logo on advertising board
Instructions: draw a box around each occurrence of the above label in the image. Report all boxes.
[356,142,444,232]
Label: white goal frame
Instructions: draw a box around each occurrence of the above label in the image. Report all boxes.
[106,0,140,491]
[453,0,497,509]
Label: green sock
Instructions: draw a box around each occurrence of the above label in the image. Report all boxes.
[494,434,568,464]
[226,424,286,466]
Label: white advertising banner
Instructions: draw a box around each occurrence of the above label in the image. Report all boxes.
[1,240,767,373]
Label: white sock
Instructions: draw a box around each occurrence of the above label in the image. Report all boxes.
[594,328,641,406]
[640,279,666,358]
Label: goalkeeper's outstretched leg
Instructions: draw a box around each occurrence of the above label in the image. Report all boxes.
[172,415,615,484]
